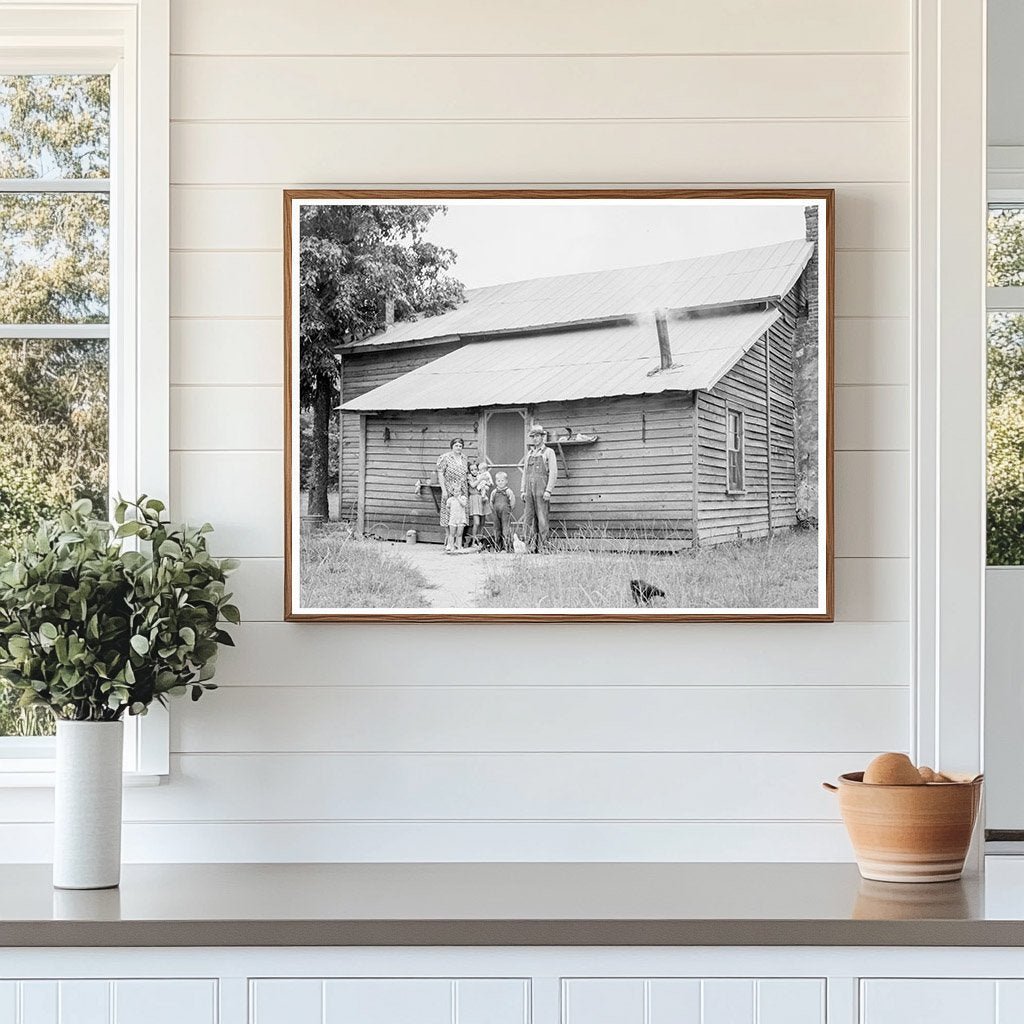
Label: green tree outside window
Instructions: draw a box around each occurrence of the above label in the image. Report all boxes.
[0,75,110,736]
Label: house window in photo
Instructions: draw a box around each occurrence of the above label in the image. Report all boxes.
[727,408,745,493]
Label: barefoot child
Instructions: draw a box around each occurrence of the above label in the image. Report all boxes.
[445,494,467,552]
[466,459,493,546]
[489,471,516,551]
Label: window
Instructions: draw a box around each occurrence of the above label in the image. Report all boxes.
[987,205,1024,565]
[726,408,744,492]
[0,4,169,777]
[0,75,111,740]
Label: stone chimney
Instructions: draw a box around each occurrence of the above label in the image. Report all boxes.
[792,205,820,527]
[382,295,395,326]
[803,205,819,325]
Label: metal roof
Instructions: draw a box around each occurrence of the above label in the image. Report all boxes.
[341,307,781,412]
[346,238,813,350]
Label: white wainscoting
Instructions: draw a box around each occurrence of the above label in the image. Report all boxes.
[0,0,914,862]
[0,980,218,1024]
[561,978,825,1024]
[5,948,1024,1024]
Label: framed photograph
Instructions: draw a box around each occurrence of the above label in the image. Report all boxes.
[284,189,834,622]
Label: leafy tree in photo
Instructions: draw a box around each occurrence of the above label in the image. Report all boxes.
[299,204,464,518]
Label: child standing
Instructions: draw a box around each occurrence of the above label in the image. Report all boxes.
[445,494,467,553]
[489,471,516,552]
[466,460,493,547]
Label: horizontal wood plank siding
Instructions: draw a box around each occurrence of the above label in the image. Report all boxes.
[0,0,916,863]
[170,1,909,55]
[171,54,909,121]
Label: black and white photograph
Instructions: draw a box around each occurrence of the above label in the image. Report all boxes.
[285,190,833,621]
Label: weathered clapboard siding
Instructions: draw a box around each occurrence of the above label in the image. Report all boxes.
[691,259,808,545]
[697,335,774,544]
[362,411,479,542]
[360,393,695,545]
[532,393,694,542]
[339,342,464,521]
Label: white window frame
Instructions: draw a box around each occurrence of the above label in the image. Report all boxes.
[914,0,986,845]
[0,0,169,784]
[982,195,1024,837]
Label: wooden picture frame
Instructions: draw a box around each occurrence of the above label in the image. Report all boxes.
[284,189,834,622]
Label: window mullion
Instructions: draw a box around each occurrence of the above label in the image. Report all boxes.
[987,286,1024,312]
[0,178,110,193]
[0,324,110,339]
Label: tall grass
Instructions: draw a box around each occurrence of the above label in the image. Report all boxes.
[300,526,430,608]
[479,528,819,609]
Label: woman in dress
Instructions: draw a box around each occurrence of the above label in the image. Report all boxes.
[436,438,469,545]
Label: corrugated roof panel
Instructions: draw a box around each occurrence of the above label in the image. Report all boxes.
[341,308,781,412]
[344,239,813,350]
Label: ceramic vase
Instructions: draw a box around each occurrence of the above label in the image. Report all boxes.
[53,720,124,889]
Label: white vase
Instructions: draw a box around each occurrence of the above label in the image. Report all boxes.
[53,720,124,890]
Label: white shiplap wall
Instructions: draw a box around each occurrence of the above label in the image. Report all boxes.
[5,0,914,861]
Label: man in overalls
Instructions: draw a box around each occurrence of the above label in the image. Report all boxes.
[521,424,558,552]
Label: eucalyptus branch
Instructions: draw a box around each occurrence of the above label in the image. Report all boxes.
[0,496,238,722]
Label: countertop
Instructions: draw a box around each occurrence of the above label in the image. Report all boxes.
[5,861,1024,947]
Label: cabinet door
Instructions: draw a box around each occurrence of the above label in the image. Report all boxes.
[861,980,1024,1024]
[249,978,528,1024]
[562,978,825,1024]
[0,981,216,1024]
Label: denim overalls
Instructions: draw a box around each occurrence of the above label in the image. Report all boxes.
[523,448,551,552]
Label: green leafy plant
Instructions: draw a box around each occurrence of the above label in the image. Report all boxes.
[0,496,239,722]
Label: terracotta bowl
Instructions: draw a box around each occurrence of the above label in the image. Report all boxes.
[823,772,983,883]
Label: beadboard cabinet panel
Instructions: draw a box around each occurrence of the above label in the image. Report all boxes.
[860,980,996,1023]
[249,979,528,1024]
[0,981,217,1024]
[561,978,825,1024]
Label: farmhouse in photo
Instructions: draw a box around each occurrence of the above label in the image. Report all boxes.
[339,212,819,550]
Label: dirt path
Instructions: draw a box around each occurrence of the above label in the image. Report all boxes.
[397,542,493,608]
